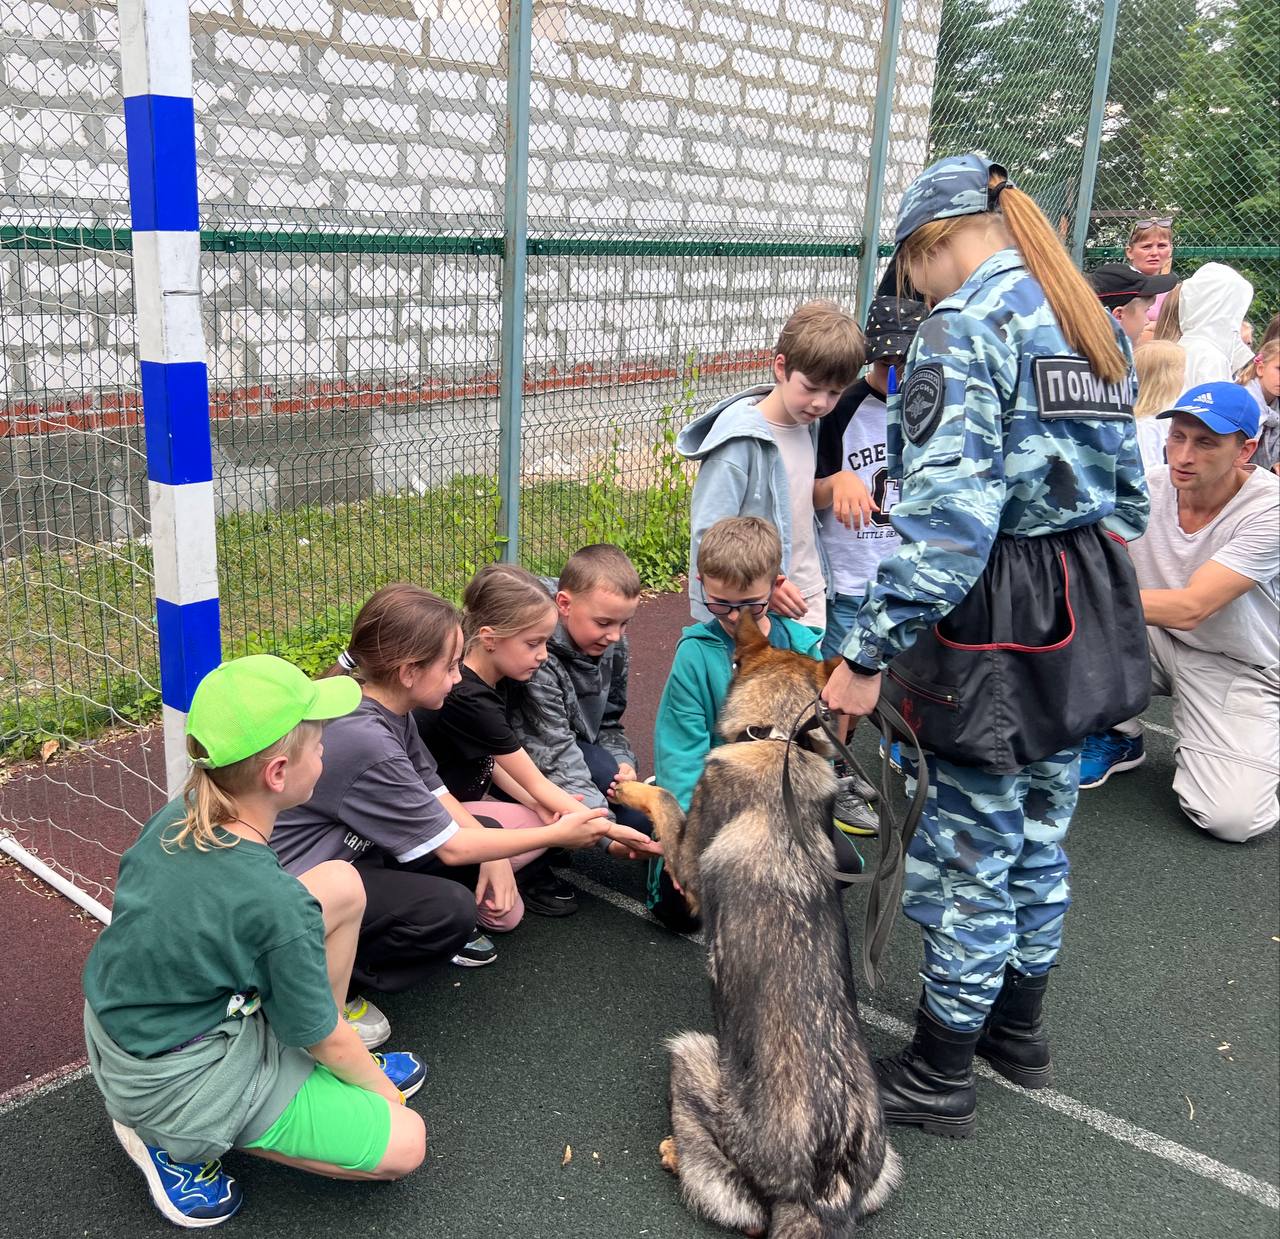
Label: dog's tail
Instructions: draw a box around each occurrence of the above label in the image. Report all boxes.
[610,780,684,842]
[769,1203,826,1239]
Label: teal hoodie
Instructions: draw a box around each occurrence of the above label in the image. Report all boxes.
[677,384,832,622]
[652,614,823,812]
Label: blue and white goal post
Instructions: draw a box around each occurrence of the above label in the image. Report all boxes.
[120,0,221,797]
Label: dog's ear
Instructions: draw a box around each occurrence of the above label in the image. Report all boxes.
[733,608,770,663]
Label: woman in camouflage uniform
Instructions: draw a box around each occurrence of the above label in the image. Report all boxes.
[823,153,1150,1137]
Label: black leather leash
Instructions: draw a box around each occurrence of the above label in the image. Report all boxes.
[779,696,929,989]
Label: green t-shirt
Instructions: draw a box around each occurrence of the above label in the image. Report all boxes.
[83,799,338,1059]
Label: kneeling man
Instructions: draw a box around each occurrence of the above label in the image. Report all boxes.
[1081,383,1278,842]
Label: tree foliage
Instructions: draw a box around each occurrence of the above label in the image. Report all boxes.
[926,0,1278,317]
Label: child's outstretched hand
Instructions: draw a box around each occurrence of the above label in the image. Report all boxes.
[553,805,612,849]
[605,825,663,860]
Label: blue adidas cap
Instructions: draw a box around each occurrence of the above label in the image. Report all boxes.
[1157,382,1260,438]
[894,152,1008,245]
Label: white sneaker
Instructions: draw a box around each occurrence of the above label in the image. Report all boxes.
[342,995,390,1048]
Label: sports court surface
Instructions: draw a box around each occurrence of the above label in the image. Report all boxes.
[0,592,1276,1238]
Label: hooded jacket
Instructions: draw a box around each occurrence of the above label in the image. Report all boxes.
[512,592,636,813]
[652,615,822,812]
[677,386,831,622]
[1179,263,1255,387]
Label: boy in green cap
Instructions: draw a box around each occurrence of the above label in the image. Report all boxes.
[83,655,428,1228]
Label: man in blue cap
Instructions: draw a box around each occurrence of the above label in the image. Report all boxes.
[1081,382,1279,842]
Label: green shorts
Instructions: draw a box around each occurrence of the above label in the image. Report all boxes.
[243,1065,392,1173]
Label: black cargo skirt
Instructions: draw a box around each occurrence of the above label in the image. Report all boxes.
[881,523,1151,773]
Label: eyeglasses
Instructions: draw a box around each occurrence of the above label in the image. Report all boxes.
[1131,217,1173,234]
[704,597,769,617]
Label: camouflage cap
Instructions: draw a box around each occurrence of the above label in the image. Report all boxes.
[893,152,1008,245]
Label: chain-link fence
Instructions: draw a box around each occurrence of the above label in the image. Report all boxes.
[2,0,1276,911]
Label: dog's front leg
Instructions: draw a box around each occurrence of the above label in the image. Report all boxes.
[610,780,695,905]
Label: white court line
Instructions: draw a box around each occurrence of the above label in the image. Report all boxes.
[0,1060,90,1117]
[1143,720,1177,739]
[564,870,1280,1213]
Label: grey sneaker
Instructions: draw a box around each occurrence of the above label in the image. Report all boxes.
[833,786,879,837]
[836,764,879,803]
[342,995,390,1049]
[451,933,498,967]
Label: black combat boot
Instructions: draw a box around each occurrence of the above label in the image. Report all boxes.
[875,998,979,1138]
[976,966,1053,1088]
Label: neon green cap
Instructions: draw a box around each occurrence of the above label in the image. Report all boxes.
[186,654,361,769]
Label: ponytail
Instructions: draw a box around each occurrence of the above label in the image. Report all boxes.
[994,181,1128,383]
[165,724,319,851]
[325,583,461,683]
[462,563,555,650]
[1236,338,1278,386]
[899,173,1129,383]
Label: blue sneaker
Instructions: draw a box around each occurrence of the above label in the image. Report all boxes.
[1079,730,1145,789]
[878,739,905,773]
[112,1120,243,1228]
[374,1050,428,1098]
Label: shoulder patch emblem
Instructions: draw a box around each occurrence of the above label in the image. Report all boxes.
[901,364,946,445]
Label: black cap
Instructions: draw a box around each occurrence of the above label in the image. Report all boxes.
[1088,263,1178,306]
[864,296,927,361]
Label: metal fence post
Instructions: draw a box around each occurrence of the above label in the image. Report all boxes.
[119,0,220,795]
[1072,0,1121,264]
[497,0,533,564]
[855,0,904,323]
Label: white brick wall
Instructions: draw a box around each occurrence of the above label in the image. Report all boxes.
[2,0,941,529]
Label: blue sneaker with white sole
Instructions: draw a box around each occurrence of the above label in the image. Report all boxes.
[112,1120,243,1228]
[375,1050,428,1098]
[1079,730,1145,789]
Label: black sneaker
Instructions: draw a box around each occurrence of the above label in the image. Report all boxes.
[539,871,578,901]
[451,933,498,967]
[520,874,580,918]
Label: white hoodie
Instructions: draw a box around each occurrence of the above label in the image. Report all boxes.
[1178,262,1254,387]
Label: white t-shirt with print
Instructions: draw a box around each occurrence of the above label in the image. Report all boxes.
[816,385,903,597]
[1130,465,1280,669]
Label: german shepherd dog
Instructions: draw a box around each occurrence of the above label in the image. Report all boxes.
[614,612,901,1238]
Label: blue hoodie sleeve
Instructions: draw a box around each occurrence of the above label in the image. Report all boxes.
[687,452,751,620]
[653,640,719,814]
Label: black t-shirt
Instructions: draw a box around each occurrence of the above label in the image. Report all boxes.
[414,667,521,802]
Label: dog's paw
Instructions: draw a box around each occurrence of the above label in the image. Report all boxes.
[658,1136,678,1174]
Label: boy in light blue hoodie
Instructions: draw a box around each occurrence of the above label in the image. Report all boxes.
[677,299,865,634]
[648,517,848,931]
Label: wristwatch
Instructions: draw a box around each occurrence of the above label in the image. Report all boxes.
[843,657,881,678]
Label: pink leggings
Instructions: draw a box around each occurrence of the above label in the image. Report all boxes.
[460,800,547,933]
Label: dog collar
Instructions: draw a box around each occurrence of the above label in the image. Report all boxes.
[733,725,791,743]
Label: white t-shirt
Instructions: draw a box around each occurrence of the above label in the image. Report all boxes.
[815,384,903,596]
[1134,417,1169,473]
[1130,466,1280,669]
[768,418,826,629]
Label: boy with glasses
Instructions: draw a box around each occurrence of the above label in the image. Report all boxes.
[648,517,839,930]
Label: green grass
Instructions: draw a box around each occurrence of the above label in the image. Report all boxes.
[0,471,690,763]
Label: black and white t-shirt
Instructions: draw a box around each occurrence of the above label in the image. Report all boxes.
[414,667,521,802]
[272,696,459,875]
[815,379,904,597]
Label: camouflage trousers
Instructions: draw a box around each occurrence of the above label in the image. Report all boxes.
[902,747,1081,1033]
